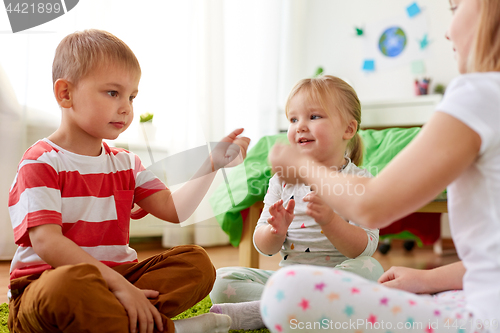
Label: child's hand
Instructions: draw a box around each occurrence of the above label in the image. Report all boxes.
[267,199,295,236]
[269,144,308,183]
[211,128,251,170]
[110,277,164,333]
[378,266,430,294]
[303,192,335,226]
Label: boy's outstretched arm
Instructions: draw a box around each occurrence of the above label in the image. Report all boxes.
[137,128,250,223]
[29,224,163,333]
[270,112,481,229]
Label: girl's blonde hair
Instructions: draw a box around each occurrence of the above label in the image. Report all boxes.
[52,29,141,85]
[285,75,364,166]
[469,0,500,72]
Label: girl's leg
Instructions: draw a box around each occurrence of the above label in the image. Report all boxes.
[209,267,274,330]
[335,256,384,281]
[261,265,480,333]
[210,266,275,304]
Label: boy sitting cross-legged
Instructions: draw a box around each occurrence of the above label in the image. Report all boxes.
[7,29,249,333]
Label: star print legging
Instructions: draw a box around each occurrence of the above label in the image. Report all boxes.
[260,265,488,333]
[210,256,383,304]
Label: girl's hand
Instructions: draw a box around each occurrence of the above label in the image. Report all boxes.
[378,266,430,294]
[303,191,335,226]
[211,128,251,170]
[267,199,295,236]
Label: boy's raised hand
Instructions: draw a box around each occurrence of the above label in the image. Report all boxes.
[211,128,251,170]
[267,199,295,236]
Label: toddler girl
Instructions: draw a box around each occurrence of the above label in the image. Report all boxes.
[210,75,384,330]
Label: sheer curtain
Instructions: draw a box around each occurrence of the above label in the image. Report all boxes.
[0,0,306,248]
[0,0,304,151]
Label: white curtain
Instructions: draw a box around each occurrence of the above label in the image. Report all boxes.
[0,0,308,249]
[0,65,25,259]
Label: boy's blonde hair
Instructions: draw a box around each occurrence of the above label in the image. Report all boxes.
[285,75,364,166]
[52,29,141,85]
[470,0,500,72]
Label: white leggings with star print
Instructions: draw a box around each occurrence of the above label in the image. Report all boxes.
[261,265,490,333]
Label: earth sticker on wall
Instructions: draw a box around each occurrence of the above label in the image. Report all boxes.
[378,26,407,57]
[362,9,428,71]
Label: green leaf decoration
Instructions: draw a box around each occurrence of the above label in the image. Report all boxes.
[140,113,154,123]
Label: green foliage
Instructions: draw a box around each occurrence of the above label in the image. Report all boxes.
[434,83,446,95]
[313,67,324,77]
[139,112,154,123]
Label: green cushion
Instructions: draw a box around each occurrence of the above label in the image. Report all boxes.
[210,128,421,247]
[359,127,420,174]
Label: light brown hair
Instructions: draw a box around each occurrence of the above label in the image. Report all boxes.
[285,75,364,165]
[52,29,141,85]
[469,0,500,72]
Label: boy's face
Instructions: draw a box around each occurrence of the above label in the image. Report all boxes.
[68,63,140,141]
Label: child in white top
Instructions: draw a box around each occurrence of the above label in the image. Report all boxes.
[264,0,500,332]
[209,75,383,330]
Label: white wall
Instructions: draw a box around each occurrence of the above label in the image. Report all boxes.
[279,0,460,102]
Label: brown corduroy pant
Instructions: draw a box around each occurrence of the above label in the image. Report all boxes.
[8,245,216,333]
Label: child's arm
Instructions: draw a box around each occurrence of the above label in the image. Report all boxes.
[303,192,369,258]
[378,261,465,294]
[270,112,481,229]
[137,128,250,223]
[29,224,163,333]
[253,199,295,255]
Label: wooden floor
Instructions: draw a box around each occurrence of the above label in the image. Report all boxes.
[0,239,459,305]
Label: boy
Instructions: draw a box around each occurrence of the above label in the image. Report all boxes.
[8,29,249,333]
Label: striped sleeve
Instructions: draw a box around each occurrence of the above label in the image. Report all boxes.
[9,149,62,246]
[129,153,168,203]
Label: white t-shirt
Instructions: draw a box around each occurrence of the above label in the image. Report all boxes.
[436,72,500,324]
[254,161,379,267]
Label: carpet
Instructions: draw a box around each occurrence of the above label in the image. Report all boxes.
[0,299,270,333]
[0,303,8,333]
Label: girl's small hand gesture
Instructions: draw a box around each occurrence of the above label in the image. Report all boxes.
[267,199,295,236]
[378,266,429,294]
[303,191,335,226]
[211,128,251,170]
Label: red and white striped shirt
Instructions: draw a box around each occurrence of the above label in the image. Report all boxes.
[8,139,166,280]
